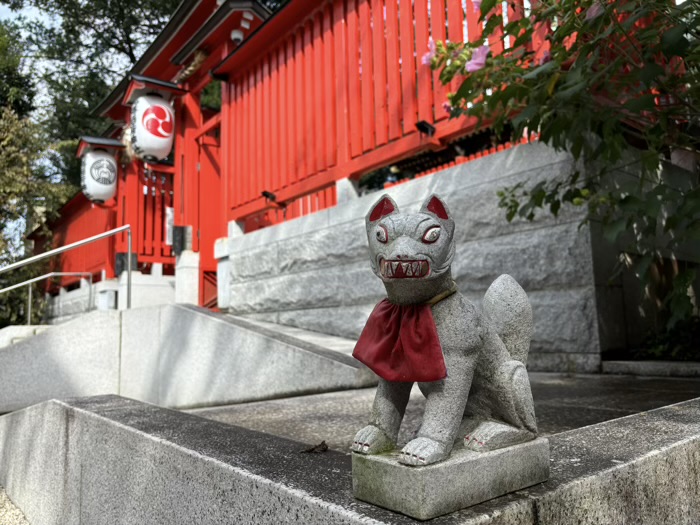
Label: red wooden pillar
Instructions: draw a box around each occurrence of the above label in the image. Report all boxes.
[173,92,202,247]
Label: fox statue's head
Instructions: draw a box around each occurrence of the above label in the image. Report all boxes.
[365,194,456,292]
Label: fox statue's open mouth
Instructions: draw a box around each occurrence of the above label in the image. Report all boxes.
[379,257,430,278]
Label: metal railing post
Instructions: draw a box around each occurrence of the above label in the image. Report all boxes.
[127,229,132,309]
[27,284,32,325]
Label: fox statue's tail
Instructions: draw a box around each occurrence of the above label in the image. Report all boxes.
[482,274,533,365]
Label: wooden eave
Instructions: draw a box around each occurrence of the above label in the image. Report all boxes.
[76,136,125,158]
[92,0,212,120]
[94,0,273,122]
[212,0,316,79]
[171,0,270,65]
[122,74,188,106]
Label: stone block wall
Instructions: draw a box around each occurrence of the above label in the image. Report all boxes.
[222,143,605,372]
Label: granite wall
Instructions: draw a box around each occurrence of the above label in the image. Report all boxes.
[222,143,606,372]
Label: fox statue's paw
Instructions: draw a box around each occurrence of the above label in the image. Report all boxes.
[464,421,535,452]
[399,437,450,466]
[352,425,394,455]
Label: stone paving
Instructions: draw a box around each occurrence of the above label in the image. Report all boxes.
[189,372,700,451]
[0,487,29,525]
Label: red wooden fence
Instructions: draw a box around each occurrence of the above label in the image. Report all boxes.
[114,161,175,267]
[221,0,536,224]
[136,164,175,264]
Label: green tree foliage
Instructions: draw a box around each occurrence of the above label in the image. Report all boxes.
[431,0,699,334]
[2,0,183,185]
[0,106,73,327]
[0,21,34,117]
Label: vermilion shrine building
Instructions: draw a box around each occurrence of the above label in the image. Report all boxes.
[42,0,528,310]
[37,0,650,372]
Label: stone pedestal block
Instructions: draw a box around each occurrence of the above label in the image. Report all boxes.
[352,438,550,520]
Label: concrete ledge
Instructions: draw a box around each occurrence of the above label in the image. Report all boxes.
[2,395,700,524]
[0,312,120,413]
[0,325,48,349]
[353,438,550,520]
[121,304,376,409]
[0,303,377,413]
[603,360,700,378]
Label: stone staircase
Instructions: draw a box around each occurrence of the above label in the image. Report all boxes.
[0,304,376,413]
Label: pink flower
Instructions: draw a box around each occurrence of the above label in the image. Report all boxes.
[585,2,604,21]
[539,50,551,66]
[465,45,489,73]
[443,101,453,113]
[473,0,482,13]
[421,37,436,66]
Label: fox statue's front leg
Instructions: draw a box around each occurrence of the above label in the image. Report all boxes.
[352,380,412,455]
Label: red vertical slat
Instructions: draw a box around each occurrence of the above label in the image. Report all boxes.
[414,0,433,123]
[230,82,237,208]
[140,176,153,255]
[399,0,417,135]
[295,31,306,180]
[488,1,504,56]
[465,0,481,43]
[358,0,374,152]
[277,47,288,191]
[346,0,362,157]
[304,21,316,177]
[154,174,163,257]
[531,0,549,61]
[371,0,388,146]
[246,72,255,203]
[233,82,242,209]
[255,63,264,198]
[322,5,336,167]
[447,0,465,92]
[385,0,402,139]
[333,0,349,164]
[262,56,271,193]
[507,0,524,49]
[143,176,154,256]
[312,15,325,173]
[164,174,173,257]
[286,38,296,188]
[431,0,448,120]
[244,76,252,205]
[270,52,280,191]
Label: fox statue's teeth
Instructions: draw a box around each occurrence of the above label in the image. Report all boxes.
[380,259,430,279]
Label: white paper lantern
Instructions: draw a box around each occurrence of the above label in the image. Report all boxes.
[81,150,118,203]
[130,95,175,161]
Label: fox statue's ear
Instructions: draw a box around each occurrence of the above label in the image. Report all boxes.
[420,194,451,220]
[367,194,398,223]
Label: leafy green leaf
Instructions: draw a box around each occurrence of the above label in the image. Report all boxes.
[661,24,690,57]
[623,94,657,112]
[603,218,628,242]
[522,60,558,80]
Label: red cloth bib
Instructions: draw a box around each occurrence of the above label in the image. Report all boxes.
[352,299,447,383]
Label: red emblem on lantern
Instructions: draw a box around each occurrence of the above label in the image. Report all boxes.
[142,105,174,139]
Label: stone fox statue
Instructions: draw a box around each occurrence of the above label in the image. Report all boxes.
[351,193,538,467]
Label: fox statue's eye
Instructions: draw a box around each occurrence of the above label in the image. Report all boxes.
[422,226,440,244]
[376,225,388,243]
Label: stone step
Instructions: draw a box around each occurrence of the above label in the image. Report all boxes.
[0,325,51,349]
[1,394,699,524]
[0,304,377,413]
[227,314,358,358]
